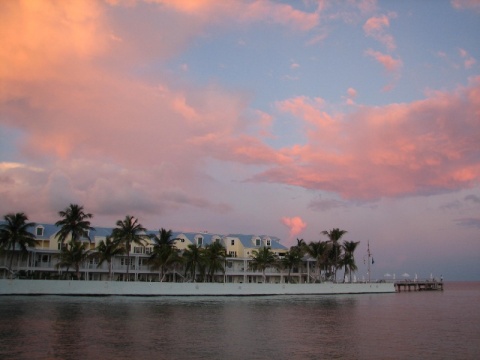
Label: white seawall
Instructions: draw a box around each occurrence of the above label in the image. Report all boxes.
[0,279,395,296]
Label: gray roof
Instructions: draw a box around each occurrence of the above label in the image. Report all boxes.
[228,234,287,250]
[2,221,287,248]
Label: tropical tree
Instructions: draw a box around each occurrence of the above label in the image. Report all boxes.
[55,240,91,280]
[325,242,341,280]
[0,213,36,278]
[304,241,329,282]
[342,240,360,282]
[150,228,177,247]
[55,204,94,245]
[183,243,203,282]
[321,228,348,281]
[112,215,146,279]
[281,247,303,283]
[249,247,278,283]
[95,235,126,280]
[148,228,180,282]
[296,238,306,250]
[203,241,226,282]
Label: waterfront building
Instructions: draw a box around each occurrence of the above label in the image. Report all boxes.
[1,223,320,284]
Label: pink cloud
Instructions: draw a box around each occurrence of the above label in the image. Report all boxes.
[365,49,402,73]
[253,77,480,200]
[357,0,377,14]
[363,14,396,50]
[451,0,480,12]
[281,216,307,244]
[240,1,319,31]
[1,0,479,231]
[0,1,250,222]
[253,110,275,138]
[145,0,319,31]
[345,87,358,105]
[347,88,357,98]
[459,48,476,69]
[0,1,109,88]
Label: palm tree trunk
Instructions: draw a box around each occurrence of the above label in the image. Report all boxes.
[8,241,16,278]
[126,241,130,281]
[334,244,338,282]
[8,252,15,279]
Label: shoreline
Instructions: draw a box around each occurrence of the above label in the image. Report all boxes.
[0,279,395,296]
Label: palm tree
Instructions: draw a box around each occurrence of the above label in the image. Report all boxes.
[112,215,146,279]
[55,240,91,280]
[183,244,203,282]
[249,247,278,283]
[325,242,341,280]
[304,241,328,282]
[281,247,303,283]
[203,242,226,282]
[342,240,360,282]
[55,204,94,245]
[148,228,180,282]
[150,228,177,247]
[321,228,348,281]
[0,213,36,278]
[95,236,126,280]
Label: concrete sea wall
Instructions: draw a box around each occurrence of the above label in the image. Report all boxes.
[0,279,395,296]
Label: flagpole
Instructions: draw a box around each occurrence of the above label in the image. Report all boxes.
[367,240,371,283]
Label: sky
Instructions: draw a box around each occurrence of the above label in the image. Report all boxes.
[1,0,479,281]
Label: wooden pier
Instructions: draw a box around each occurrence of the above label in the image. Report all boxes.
[394,280,443,292]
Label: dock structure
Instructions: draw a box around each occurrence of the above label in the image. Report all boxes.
[394,280,443,292]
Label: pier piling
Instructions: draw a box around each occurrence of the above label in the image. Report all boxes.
[394,280,443,292]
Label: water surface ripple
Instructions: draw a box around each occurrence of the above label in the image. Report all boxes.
[0,282,479,359]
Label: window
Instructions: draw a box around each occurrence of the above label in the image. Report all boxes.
[255,238,261,246]
[266,240,271,246]
[197,236,203,246]
[36,226,44,236]
[120,258,134,266]
[228,251,237,258]
[145,247,152,254]
[133,246,144,254]
[37,254,50,263]
[231,239,235,246]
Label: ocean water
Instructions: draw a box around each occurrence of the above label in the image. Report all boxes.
[0,282,478,360]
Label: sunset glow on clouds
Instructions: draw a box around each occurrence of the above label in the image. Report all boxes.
[281,216,307,242]
[1,0,479,279]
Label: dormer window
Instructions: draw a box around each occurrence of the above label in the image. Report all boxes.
[266,239,271,247]
[255,238,261,246]
[197,236,203,246]
[35,226,44,237]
